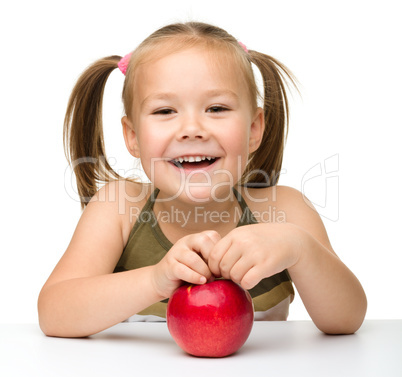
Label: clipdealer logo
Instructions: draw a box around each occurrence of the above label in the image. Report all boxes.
[301,154,339,222]
[64,154,340,222]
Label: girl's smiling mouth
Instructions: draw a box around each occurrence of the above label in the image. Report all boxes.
[169,155,219,170]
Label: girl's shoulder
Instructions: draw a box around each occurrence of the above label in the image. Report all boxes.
[92,179,154,245]
[242,185,333,250]
[241,185,319,224]
[240,184,303,207]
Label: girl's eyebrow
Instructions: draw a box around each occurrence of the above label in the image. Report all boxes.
[141,89,239,108]
[205,89,240,102]
[141,92,177,107]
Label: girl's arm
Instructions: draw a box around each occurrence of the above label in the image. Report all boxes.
[287,224,367,334]
[38,181,216,338]
[38,181,157,337]
[207,186,367,334]
[282,187,367,334]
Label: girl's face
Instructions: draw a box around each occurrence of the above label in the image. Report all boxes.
[123,46,264,203]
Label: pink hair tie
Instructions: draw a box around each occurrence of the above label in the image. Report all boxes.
[238,41,248,54]
[118,52,132,75]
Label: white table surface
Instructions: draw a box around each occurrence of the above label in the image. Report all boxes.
[1,320,401,377]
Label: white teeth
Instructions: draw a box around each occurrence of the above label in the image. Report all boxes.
[173,155,216,163]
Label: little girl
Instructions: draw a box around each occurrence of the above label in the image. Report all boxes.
[38,22,367,337]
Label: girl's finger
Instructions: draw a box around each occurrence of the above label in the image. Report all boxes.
[218,245,243,279]
[240,266,262,290]
[172,262,208,286]
[208,236,233,277]
[187,230,221,262]
[202,230,222,244]
[176,250,212,282]
[226,256,256,286]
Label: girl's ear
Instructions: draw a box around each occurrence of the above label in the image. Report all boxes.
[122,116,140,158]
[249,107,265,153]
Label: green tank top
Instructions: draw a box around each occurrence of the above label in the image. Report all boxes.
[114,188,294,319]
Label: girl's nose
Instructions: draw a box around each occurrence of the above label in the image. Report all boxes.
[176,114,209,141]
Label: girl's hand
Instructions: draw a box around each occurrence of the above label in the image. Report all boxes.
[151,230,221,299]
[207,223,303,290]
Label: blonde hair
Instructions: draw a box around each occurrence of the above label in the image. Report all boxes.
[64,22,297,208]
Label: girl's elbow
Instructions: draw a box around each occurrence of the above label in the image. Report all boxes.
[37,291,66,337]
[322,292,368,335]
[38,314,89,338]
[38,318,56,338]
[37,300,57,337]
[319,320,363,335]
[317,305,367,335]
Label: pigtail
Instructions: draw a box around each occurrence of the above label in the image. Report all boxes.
[244,50,298,186]
[63,55,123,208]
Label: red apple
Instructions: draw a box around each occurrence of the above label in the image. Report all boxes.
[166,279,254,357]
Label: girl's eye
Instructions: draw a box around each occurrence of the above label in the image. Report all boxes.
[153,108,175,115]
[207,106,229,113]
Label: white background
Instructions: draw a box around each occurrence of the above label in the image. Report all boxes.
[1,0,401,324]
